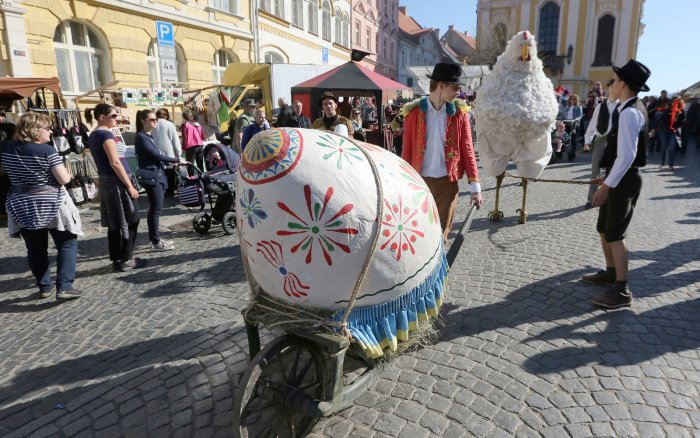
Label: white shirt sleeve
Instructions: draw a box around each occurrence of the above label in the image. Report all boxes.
[585,104,601,145]
[604,107,644,188]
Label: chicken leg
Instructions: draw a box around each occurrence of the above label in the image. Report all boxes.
[516,177,528,224]
[488,172,505,221]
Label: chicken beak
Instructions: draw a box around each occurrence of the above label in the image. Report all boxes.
[519,44,530,61]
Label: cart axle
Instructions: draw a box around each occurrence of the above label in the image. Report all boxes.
[257,380,324,417]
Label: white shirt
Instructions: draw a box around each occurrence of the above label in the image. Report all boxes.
[152,120,182,158]
[584,100,618,145]
[604,97,645,188]
[420,102,448,178]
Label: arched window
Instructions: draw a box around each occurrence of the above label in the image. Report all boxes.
[260,0,271,13]
[264,51,285,64]
[308,0,318,35]
[53,21,109,93]
[212,49,236,83]
[292,0,303,27]
[335,8,342,43]
[147,40,187,86]
[342,13,350,47]
[322,1,332,41]
[593,15,615,66]
[537,1,560,55]
[273,0,284,19]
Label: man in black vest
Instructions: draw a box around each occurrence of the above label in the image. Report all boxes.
[583,80,619,209]
[582,59,651,309]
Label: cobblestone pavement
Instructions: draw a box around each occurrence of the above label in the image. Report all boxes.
[0,144,699,438]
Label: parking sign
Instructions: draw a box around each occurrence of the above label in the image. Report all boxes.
[322,47,329,64]
[156,21,174,47]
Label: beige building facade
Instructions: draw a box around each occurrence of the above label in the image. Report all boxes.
[0,0,255,103]
[476,0,646,97]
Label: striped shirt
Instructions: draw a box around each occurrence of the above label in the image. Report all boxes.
[0,140,64,229]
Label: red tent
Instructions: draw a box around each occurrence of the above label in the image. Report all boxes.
[291,61,411,148]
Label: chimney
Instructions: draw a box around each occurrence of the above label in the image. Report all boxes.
[434,28,440,38]
[399,6,406,14]
[464,30,469,36]
[448,25,454,32]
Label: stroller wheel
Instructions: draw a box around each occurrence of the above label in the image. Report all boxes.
[193,213,212,234]
[222,212,237,235]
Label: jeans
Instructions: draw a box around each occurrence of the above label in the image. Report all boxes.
[107,222,139,263]
[20,228,78,292]
[164,167,178,196]
[186,145,204,175]
[658,129,678,166]
[145,182,165,244]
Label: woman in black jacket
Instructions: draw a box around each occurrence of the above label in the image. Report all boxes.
[134,109,185,251]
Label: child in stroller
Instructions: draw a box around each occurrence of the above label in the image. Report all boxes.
[178,143,239,235]
[550,119,580,163]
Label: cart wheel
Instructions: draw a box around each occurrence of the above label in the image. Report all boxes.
[222,211,237,235]
[193,213,211,234]
[234,335,326,438]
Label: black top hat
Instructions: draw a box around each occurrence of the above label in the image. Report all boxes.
[319,91,339,106]
[426,62,463,84]
[613,59,651,92]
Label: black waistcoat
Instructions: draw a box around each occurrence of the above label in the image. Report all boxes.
[596,101,611,134]
[599,97,647,169]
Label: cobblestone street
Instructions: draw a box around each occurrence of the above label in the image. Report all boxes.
[1,145,699,437]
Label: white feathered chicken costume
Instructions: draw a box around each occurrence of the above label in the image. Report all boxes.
[475,30,559,223]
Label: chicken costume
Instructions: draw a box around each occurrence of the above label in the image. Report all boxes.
[475,30,559,223]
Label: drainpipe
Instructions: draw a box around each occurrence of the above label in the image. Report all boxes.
[251,0,260,62]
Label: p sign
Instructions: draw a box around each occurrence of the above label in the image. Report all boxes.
[156,21,174,47]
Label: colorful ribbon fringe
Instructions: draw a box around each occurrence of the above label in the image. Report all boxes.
[333,251,448,359]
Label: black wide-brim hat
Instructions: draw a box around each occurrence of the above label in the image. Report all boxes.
[319,91,340,106]
[613,59,651,92]
[426,62,464,85]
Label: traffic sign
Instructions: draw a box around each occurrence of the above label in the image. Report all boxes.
[322,47,329,64]
[158,45,176,59]
[159,58,178,82]
[156,21,174,47]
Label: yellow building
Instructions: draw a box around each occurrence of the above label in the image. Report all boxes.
[476,0,646,98]
[0,0,255,105]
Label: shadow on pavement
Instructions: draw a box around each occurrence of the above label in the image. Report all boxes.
[521,297,700,374]
[0,323,250,435]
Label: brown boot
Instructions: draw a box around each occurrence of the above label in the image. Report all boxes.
[581,270,615,285]
[592,289,632,309]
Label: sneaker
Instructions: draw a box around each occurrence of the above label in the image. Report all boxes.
[581,270,615,285]
[151,240,175,251]
[37,289,53,299]
[592,289,632,309]
[118,258,147,272]
[56,289,83,300]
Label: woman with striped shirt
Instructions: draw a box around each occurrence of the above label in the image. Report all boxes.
[0,113,83,300]
[87,104,146,272]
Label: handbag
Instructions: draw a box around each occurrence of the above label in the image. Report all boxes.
[66,177,85,205]
[135,167,159,187]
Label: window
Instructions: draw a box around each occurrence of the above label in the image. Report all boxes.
[147,40,187,86]
[273,0,284,19]
[537,1,560,55]
[210,0,239,14]
[264,51,285,64]
[382,38,387,58]
[355,21,361,45]
[342,13,350,47]
[308,0,318,35]
[593,15,615,66]
[409,53,413,65]
[322,1,331,41]
[53,21,108,93]
[335,9,342,43]
[365,28,371,50]
[292,0,303,27]
[407,77,413,87]
[401,49,405,66]
[212,49,235,83]
[391,42,395,61]
[260,0,271,13]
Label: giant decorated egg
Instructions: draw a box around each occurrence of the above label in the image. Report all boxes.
[237,128,448,358]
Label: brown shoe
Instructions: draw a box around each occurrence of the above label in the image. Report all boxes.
[592,290,632,309]
[581,270,615,285]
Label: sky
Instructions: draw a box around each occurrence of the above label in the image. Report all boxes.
[399,0,699,96]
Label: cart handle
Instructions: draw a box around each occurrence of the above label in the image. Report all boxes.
[446,204,477,269]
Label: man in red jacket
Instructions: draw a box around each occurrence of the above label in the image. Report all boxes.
[402,62,483,243]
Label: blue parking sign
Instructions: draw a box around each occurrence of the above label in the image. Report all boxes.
[156,21,174,47]
[322,47,329,64]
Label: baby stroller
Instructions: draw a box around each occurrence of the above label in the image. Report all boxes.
[178,143,239,235]
[550,119,580,163]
